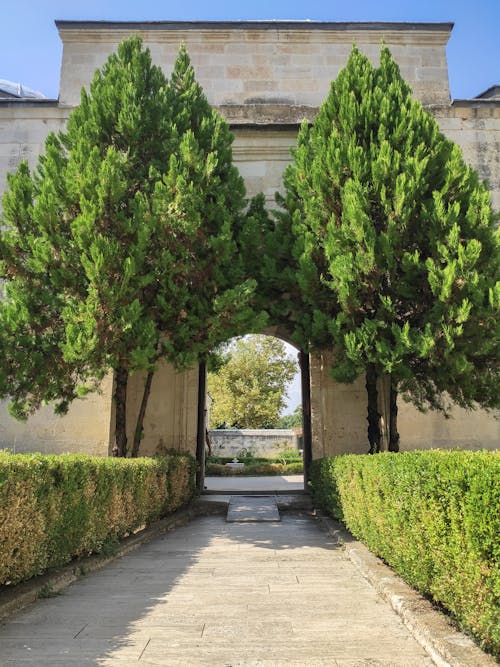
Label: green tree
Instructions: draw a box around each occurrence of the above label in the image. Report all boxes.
[0,38,260,457]
[207,335,297,428]
[279,45,499,452]
[235,193,308,346]
[275,404,303,429]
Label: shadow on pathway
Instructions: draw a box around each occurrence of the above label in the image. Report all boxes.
[0,513,435,666]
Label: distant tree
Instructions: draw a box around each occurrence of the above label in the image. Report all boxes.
[279,45,499,452]
[275,404,303,429]
[0,38,261,457]
[207,335,297,428]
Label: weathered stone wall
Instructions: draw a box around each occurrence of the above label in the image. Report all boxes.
[309,351,368,458]
[0,103,69,194]
[436,102,500,210]
[56,21,452,108]
[232,128,296,204]
[310,361,499,455]
[398,400,499,451]
[208,429,299,458]
[125,361,199,457]
[0,374,113,455]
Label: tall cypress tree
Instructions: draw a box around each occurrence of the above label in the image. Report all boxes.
[280,45,499,452]
[0,38,259,456]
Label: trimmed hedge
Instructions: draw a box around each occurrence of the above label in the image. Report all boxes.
[310,450,500,657]
[0,452,195,586]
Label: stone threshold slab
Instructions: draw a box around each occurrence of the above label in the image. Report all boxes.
[226,496,281,522]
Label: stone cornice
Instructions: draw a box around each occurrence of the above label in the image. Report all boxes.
[452,99,500,108]
[433,101,500,119]
[219,104,317,125]
[0,102,69,120]
[56,21,453,47]
[2,100,497,125]
[224,102,500,125]
[55,20,454,32]
[3,101,498,126]
[0,99,59,107]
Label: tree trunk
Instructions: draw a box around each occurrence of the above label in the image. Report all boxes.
[388,376,400,452]
[131,369,155,458]
[366,364,381,454]
[196,361,207,492]
[299,351,312,486]
[112,364,129,457]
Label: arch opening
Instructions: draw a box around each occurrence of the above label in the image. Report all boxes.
[196,334,312,493]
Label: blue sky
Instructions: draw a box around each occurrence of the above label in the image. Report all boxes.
[1,0,499,100]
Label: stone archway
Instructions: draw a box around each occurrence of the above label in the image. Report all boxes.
[0,19,498,457]
[193,333,313,493]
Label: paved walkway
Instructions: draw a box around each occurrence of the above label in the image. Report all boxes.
[204,474,305,493]
[0,512,435,666]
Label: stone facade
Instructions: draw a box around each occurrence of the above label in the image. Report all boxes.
[437,101,500,211]
[0,21,498,458]
[56,21,453,108]
[0,103,68,195]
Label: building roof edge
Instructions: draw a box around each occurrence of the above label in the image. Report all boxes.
[54,19,454,32]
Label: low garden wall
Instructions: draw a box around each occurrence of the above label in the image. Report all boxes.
[0,452,195,586]
[309,450,500,657]
[208,429,299,458]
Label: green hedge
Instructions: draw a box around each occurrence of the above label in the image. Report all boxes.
[206,461,303,476]
[0,452,195,586]
[310,450,500,657]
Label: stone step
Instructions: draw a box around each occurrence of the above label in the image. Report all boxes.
[226,495,281,522]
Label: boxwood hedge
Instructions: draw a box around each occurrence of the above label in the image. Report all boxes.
[309,450,499,657]
[0,452,195,586]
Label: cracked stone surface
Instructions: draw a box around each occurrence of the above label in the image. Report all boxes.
[0,514,436,666]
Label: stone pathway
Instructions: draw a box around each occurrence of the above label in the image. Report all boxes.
[0,513,435,666]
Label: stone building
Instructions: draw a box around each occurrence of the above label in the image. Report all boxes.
[0,21,498,469]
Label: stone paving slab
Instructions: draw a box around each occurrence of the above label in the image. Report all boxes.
[0,514,439,666]
[205,475,305,493]
[226,495,281,522]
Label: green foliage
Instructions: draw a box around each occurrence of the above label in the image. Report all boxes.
[0,38,262,455]
[207,335,297,428]
[206,461,303,476]
[310,451,500,656]
[279,44,499,415]
[276,446,302,463]
[0,451,195,586]
[237,193,307,348]
[274,404,303,429]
